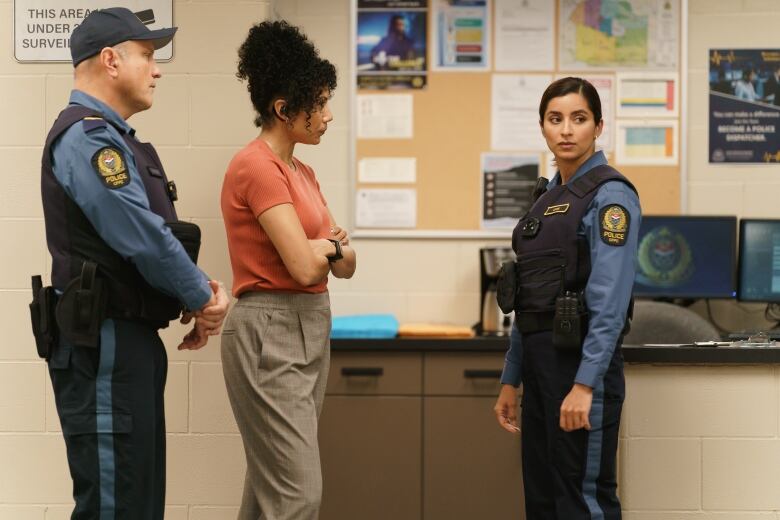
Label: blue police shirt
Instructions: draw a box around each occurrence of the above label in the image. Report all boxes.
[500,150,641,388]
[51,90,212,312]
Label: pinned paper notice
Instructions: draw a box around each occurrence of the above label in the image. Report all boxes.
[356,189,417,228]
[357,94,413,139]
[358,158,417,183]
[491,74,551,151]
[495,0,554,71]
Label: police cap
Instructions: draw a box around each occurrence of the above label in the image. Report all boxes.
[70,7,177,67]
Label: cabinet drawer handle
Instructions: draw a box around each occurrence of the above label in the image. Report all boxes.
[341,367,384,377]
[463,369,502,379]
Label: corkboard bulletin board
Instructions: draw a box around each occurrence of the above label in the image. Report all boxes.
[353,0,683,235]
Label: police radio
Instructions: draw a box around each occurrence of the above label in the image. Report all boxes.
[552,291,588,350]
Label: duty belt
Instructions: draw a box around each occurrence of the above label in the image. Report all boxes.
[515,312,554,334]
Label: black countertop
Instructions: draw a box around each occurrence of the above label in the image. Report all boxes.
[331,337,509,352]
[330,337,780,364]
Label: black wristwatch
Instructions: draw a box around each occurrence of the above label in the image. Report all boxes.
[327,239,343,263]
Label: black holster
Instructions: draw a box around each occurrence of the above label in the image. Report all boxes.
[29,275,58,360]
[552,291,589,350]
[55,261,107,348]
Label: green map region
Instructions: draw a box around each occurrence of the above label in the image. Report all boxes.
[568,0,649,67]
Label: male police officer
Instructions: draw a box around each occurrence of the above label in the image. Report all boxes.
[39,8,229,518]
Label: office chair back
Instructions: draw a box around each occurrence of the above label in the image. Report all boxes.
[623,300,721,345]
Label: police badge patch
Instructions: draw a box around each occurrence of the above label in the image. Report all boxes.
[92,147,130,189]
[599,204,629,246]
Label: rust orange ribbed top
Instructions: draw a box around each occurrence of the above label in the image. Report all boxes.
[221,139,330,296]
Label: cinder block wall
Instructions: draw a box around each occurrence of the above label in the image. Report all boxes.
[621,365,780,519]
[686,0,780,216]
[3,0,780,518]
[3,1,287,518]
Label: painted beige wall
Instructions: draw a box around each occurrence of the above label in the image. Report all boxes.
[3,0,780,518]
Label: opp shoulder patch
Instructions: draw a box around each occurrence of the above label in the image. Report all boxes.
[91,147,130,189]
[599,204,629,246]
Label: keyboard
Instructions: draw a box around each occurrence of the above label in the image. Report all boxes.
[727,331,780,341]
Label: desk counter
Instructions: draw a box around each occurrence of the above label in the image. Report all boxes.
[330,337,780,363]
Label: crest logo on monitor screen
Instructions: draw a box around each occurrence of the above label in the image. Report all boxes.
[637,226,694,287]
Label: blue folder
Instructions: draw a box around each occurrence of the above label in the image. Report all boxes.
[330,314,399,339]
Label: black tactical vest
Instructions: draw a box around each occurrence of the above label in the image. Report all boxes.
[511,164,636,333]
[41,105,183,326]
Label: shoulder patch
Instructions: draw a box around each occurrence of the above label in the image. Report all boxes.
[91,147,130,189]
[600,204,630,246]
[82,117,107,133]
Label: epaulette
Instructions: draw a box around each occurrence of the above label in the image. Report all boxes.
[82,116,107,133]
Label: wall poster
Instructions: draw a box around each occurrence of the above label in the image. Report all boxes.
[616,72,678,118]
[559,0,679,70]
[615,119,678,166]
[432,0,490,71]
[356,0,428,89]
[709,49,780,164]
[480,153,539,229]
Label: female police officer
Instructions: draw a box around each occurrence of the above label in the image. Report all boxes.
[494,77,641,519]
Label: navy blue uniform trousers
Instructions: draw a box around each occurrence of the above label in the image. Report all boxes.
[48,318,167,520]
[521,331,624,520]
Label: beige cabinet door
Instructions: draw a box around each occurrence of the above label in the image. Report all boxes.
[319,395,422,520]
[423,396,524,519]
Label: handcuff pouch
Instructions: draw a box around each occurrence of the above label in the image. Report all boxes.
[55,261,106,348]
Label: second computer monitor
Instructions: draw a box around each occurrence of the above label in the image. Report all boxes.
[738,219,780,302]
[634,215,737,299]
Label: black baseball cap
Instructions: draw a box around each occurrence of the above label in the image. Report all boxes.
[70,7,177,66]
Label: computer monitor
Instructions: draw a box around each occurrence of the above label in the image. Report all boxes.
[633,215,737,299]
[738,219,780,302]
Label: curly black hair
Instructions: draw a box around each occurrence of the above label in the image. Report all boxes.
[237,20,337,128]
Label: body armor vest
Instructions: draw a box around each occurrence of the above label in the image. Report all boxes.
[511,165,636,333]
[42,105,184,326]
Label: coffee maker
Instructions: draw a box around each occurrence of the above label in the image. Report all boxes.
[478,247,516,336]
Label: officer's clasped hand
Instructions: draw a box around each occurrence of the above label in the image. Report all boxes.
[177,280,230,350]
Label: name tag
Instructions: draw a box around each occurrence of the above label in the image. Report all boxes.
[544,204,570,216]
